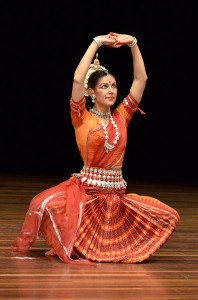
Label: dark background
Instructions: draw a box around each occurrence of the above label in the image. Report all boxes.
[1,1,197,184]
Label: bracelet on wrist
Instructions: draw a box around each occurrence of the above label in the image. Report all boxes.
[93,37,103,47]
[128,37,137,48]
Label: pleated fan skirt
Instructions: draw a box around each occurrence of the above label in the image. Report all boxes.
[73,190,179,263]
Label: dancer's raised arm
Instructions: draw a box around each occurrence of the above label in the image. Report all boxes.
[110,32,148,104]
[72,34,116,102]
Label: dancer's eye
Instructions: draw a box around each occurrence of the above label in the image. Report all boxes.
[100,84,108,89]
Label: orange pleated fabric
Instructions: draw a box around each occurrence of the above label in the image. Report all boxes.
[12,93,180,265]
[74,187,178,263]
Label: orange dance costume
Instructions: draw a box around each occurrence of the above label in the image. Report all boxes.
[13,93,180,265]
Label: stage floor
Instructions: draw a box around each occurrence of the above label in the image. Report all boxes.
[0,173,197,299]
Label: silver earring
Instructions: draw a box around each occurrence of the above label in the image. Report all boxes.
[92,94,96,103]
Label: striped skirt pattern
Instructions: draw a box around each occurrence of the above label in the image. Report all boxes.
[74,190,179,263]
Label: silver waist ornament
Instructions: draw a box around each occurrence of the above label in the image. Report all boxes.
[78,166,127,190]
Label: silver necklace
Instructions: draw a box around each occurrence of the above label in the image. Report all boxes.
[89,108,111,118]
[90,109,119,153]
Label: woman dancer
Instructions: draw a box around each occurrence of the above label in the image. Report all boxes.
[13,33,179,265]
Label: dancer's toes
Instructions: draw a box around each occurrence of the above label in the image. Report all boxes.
[45,248,57,257]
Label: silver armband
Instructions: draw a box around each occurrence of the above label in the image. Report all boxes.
[93,37,103,47]
[128,37,137,48]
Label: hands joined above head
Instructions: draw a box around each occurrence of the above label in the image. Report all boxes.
[95,32,136,48]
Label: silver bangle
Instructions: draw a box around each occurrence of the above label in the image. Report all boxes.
[93,37,103,47]
[128,37,137,48]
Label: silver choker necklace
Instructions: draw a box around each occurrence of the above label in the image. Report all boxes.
[89,108,111,118]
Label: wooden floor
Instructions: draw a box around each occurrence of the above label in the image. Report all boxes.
[0,173,198,299]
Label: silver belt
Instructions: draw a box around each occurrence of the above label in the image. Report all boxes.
[79,166,127,190]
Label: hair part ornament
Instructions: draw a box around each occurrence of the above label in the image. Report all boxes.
[84,53,109,97]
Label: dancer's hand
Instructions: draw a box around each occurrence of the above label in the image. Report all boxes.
[96,34,116,47]
[109,32,135,47]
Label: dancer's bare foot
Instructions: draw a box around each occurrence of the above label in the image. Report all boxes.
[45,248,57,257]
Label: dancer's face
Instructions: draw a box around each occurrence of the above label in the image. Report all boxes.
[91,75,117,111]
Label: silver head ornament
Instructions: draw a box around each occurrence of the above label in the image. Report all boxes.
[84,53,108,96]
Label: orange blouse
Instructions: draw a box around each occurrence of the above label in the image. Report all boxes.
[70,93,145,170]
